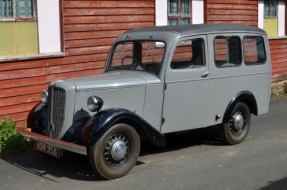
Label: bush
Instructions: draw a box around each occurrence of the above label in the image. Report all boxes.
[0,117,32,155]
[284,82,287,95]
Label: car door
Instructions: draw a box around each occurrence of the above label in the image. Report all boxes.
[161,35,210,133]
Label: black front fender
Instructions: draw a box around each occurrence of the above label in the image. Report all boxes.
[84,108,166,147]
[27,103,47,134]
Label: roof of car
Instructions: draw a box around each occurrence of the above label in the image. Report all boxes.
[124,24,266,36]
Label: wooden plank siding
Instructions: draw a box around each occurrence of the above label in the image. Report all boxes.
[205,0,287,82]
[1,0,287,125]
[205,0,258,26]
[269,38,287,82]
[0,0,155,124]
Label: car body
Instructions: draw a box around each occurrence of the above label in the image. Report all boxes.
[18,24,271,179]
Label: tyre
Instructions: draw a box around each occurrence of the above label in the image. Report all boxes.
[221,103,251,145]
[89,123,140,179]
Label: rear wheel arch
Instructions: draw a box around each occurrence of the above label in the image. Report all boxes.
[223,91,258,123]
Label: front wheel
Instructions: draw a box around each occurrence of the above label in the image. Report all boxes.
[89,123,140,179]
[221,103,251,145]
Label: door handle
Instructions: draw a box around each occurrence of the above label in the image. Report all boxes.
[201,72,210,78]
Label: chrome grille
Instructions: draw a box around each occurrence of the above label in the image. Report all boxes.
[48,87,66,138]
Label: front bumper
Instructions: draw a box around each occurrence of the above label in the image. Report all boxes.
[17,128,87,156]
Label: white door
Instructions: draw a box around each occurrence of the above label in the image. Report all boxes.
[161,36,210,133]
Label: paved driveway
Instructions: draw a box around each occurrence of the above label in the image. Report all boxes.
[1,98,287,190]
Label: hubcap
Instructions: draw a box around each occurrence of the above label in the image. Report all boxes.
[111,141,127,161]
[103,133,130,167]
[234,114,244,131]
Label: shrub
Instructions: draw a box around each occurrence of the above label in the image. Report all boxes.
[283,82,287,95]
[0,117,32,155]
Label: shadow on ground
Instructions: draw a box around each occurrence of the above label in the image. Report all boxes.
[260,177,287,189]
[0,126,224,182]
[140,125,224,155]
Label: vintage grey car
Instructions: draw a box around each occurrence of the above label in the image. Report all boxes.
[18,24,271,179]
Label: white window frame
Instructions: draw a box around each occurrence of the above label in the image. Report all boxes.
[37,0,61,54]
[258,0,285,37]
[0,0,63,62]
[155,0,204,26]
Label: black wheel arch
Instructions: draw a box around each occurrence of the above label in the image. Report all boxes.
[223,91,258,123]
[84,108,166,147]
[27,102,47,134]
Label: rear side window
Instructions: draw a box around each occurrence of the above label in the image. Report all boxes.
[214,36,242,68]
[243,36,266,65]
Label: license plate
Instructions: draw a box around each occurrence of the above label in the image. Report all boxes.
[34,141,62,158]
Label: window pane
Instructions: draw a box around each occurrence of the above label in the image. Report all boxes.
[168,18,178,25]
[243,36,266,65]
[171,39,205,69]
[0,0,3,17]
[181,0,190,14]
[264,0,278,17]
[228,37,242,65]
[181,18,190,25]
[109,41,165,75]
[111,42,134,67]
[214,36,242,68]
[0,0,13,17]
[168,0,192,26]
[169,0,178,14]
[0,0,33,17]
[16,0,33,17]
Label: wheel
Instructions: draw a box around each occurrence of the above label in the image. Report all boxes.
[89,123,140,179]
[221,103,251,145]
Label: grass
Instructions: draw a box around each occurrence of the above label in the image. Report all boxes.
[0,116,32,155]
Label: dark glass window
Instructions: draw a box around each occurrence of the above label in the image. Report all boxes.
[214,36,242,68]
[0,0,33,18]
[171,38,205,69]
[243,36,266,65]
[264,0,278,17]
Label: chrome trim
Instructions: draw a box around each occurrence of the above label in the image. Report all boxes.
[111,141,127,161]
[234,114,244,131]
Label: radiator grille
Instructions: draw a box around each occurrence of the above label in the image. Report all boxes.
[50,87,66,137]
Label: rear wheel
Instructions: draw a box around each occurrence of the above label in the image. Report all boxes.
[221,103,251,145]
[89,123,140,179]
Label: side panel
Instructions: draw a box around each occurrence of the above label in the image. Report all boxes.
[143,82,164,132]
[207,33,270,126]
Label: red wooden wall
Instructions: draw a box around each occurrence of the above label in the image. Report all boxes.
[0,0,155,124]
[1,0,287,124]
[270,38,287,82]
[205,0,287,82]
[205,0,258,26]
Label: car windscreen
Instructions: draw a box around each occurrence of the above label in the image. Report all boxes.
[107,41,166,76]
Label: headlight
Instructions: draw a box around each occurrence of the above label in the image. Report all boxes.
[41,90,48,104]
[87,96,104,112]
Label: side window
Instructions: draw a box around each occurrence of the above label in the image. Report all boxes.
[171,38,205,69]
[214,36,242,68]
[243,36,266,65]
